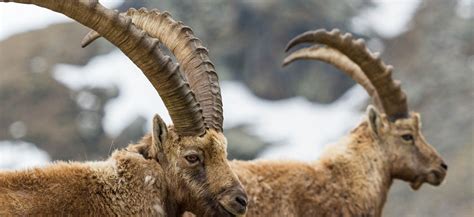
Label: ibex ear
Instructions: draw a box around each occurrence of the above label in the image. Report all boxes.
[413,113,422,129]
[152,114,168,155]
[367,105,383,138]
[133,115,168,162]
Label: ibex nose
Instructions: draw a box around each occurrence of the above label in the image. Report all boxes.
[218,188,248,216]
[235,195,248,207]
[440,162,448,171]
[227,192,247,215]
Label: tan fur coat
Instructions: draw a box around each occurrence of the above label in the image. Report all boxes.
[0,149,167,216]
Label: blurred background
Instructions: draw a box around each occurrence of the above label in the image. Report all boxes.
[0,0,472,216]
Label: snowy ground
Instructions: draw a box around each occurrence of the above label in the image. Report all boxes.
[0,0,422,168]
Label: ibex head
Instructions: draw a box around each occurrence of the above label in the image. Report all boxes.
[0,0,248,216]
[284,29,447,190]
[131,115,247,216]
[161,128,246,217]
[366,106,446,190]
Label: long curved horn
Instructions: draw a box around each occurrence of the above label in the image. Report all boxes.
[1,0,205,136]
[282,45,383,108]
[285,29,408,120]
[82,8,224,132]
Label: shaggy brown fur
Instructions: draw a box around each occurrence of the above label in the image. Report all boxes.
[0,148,165,216]
[0,116,246,216]
[184,107,447,217]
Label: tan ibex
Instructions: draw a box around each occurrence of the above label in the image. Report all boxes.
[183,29,448,217]
[0,0,247,216]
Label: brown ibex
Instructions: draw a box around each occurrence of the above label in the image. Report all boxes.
[0,0,247,216]
[184,29,448,217]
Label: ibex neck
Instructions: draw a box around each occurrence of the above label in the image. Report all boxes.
[316,122,393,216]
[108,149,169,215]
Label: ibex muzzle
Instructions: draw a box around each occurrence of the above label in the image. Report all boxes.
[218,187,248,216]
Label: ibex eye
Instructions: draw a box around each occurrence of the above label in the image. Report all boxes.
[401,134,414,141]
[185,155,200,164]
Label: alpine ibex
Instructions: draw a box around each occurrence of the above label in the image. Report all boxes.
[0,1,247,216]
[185,29,448,217]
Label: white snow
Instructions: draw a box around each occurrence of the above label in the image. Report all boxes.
[456,0,474,19]
[0,140,50,170]
[223,82,367,160]
[0,0,124,41]
[351,0,422,38]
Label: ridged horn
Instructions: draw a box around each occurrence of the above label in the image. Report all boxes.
[82,7,224,132]
[282,45,382,108]
[285,29,408,121]
[1,0,205,136]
